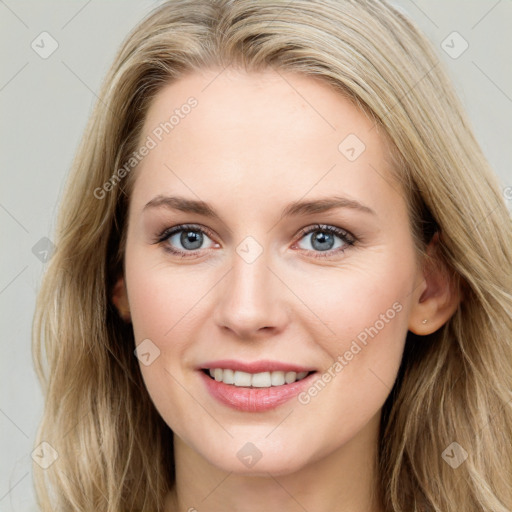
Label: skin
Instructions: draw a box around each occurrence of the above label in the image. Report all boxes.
[113,67,459,512]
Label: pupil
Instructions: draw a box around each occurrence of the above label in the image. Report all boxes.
[312,231,334,251]
[181,230,203,250]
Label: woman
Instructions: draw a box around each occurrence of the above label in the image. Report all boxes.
[32,0,512,510]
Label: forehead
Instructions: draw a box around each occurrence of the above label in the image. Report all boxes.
[130,67,402,219]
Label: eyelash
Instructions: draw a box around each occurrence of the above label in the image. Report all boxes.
[154,223,356,259]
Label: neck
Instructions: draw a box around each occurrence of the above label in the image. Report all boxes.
[165,412,384,512]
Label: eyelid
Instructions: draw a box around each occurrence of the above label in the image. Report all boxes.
[155,223,217,243]
[294,223,355,244]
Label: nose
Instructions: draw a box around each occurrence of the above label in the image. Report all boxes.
[213,252,290,339]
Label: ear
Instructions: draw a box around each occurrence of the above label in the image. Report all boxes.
[408,233,461,335]
[112,275,131,322]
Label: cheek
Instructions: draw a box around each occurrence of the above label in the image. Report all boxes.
[292,249,415,438]
[123,244,196,402]
[292,244,415,355]
[125,242,210,346]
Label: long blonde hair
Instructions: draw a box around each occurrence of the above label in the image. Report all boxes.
[32,0,512,510]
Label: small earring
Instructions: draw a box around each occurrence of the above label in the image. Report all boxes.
[422,319,428,324]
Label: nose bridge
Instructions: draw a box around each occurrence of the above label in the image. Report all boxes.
[214,244,288,336]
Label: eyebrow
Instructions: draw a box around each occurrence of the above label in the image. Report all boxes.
[143,194,376,221]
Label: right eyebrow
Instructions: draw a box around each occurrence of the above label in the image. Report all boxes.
[143,195,220,220]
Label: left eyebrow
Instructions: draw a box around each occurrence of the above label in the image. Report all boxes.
[279,196,376,218]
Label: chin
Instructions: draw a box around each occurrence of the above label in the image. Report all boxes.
[192,435,316,476]
[215,454,308,477]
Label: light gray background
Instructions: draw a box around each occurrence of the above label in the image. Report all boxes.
[1,1,511,510]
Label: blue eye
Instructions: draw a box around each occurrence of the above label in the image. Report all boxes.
[168,229,208,251]
[294,224,355,258]
[157,224,217,257]
[155,223,355,259]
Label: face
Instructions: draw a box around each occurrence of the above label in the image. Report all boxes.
[120,67,423,475]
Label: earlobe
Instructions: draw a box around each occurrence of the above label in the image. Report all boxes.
[112,276,131,322]
[408,234,461,335]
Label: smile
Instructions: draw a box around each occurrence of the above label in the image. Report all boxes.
[204,368,311,387]
[198,359,318,412]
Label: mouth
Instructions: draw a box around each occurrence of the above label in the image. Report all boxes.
[198,360,318,412]
[201,368,314,387]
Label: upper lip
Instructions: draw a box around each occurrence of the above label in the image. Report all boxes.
[199,359,316,374]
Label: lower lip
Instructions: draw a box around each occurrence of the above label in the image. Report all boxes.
[199,370,316,412]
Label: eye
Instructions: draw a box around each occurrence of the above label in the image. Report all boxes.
[154,223,356,259]
[293,224,355,258]
[156,224,218,257]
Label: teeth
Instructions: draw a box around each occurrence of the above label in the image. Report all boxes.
[251,372,271,388]
[222,368,235,384]
[270,371,285,386]
[285,371,297,384]
[206,369,310,387]
[233,370,252,387]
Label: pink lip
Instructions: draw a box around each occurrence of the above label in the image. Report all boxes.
[198,367,317,413]
[199,359,315,373]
